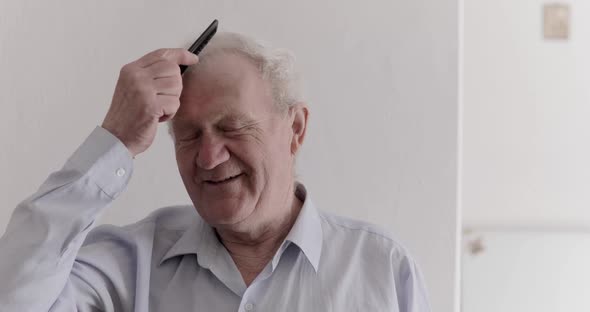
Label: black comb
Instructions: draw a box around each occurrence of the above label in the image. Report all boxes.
[180,19,218,74]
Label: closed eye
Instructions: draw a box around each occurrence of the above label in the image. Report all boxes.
[219,123,254,133]
[177,131,201,143]
[221,126,246,132]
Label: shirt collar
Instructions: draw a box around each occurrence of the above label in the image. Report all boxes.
[159,182,324,272]
[281,182,323,272]
[159,215,220,268]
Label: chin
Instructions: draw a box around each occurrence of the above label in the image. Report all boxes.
[183,172,259,226]
[194,197,254,227]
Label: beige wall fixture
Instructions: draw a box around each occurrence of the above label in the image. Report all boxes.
[544,3,570,39]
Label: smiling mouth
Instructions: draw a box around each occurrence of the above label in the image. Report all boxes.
[205,173,244,185]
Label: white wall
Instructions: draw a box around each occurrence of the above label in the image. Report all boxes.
[463,0,590,227]
[0,1,459,311]
[462,230,590,312]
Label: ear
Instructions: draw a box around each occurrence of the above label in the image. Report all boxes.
[289,102,309,156]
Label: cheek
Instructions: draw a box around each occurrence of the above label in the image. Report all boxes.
[175,148,196,176]
[263,131,294,173]
[274,126,295,158]
[225,140,265,187]
[231,142,261,174]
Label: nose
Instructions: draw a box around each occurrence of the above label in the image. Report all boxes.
[195,132,230,170]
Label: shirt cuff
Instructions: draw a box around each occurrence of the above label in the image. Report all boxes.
[64,126,134,199]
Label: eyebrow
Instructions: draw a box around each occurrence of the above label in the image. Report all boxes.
[174,112,257,128]
[221,113,256,124]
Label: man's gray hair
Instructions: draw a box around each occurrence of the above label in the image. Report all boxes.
[168,32,303,140]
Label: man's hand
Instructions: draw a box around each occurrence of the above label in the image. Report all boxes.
[101,48,199,157]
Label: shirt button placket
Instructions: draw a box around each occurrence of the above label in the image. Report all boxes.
[244,302,254,311]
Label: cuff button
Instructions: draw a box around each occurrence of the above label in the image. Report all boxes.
[116,168,126,177]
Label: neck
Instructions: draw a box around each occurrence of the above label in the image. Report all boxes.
[215,183,303,285]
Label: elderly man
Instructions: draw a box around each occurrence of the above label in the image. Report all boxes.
[0,32,430,311]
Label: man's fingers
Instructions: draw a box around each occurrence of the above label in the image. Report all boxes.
[154,76,183,97]
[138,48,199,68]
[146,60,182,79]
[158,97,181,122]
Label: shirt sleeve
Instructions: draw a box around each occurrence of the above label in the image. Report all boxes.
[0,126,134,312]
[396,255,432,312]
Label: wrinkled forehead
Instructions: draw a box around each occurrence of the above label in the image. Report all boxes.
[182,52,268,100]
[184,52,262,90]
[176,52,274,124]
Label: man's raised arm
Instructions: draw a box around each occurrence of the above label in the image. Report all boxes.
[0,48,198,311]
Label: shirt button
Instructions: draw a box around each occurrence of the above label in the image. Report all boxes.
[116,168,126,177]
[244,303,254,311]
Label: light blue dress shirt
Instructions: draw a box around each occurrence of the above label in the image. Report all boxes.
[0,126,431,312]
